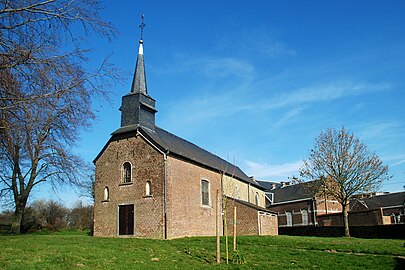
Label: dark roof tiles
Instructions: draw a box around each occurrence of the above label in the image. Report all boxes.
[111,125,261,188]
[357,191,405,209]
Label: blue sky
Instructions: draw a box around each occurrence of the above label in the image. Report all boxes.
[38,0,405,207]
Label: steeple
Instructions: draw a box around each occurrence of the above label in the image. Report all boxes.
[130,15,147,95]
[119,15,157,130]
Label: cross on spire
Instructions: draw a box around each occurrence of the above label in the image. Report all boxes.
[139,14,146,40]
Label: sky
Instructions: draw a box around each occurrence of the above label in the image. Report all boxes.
[33,0,405,207]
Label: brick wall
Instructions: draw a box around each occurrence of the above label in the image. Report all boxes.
[258,212,278,236]
[94,135,165,238]
[268,197,343,227]
[224,199,278,236]
[269,200,316,227]
[165,156,222,238]
[317,209,384,226]
[279,224,405,239]
[222,176,266,208]
[315,199,342,215]
[94,134,273,239]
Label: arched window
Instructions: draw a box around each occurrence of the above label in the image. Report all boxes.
[103,187,109,201]
[145,181,152,196]
[201,180,210,206]
[123,162,132,183]
[255,193,260,206]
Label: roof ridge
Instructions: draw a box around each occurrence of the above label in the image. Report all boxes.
[154,125,240,171]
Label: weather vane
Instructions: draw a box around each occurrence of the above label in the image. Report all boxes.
[139,14,146,40]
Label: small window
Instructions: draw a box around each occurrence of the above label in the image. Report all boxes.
[255,193,260,206]
[123,162,132,183]
[301,209,308,225]
[201,180,210,206]
[286,212,293,227]
[145,181,152,196]
[103,187,109,201]
[234,186,239,199]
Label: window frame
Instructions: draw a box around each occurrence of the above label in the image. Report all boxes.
[122,161,132,183]
[145,180,152,197]
[301,209,309,225]
[103,186,110,202]
[255,192,260,206]
[201,179,210,207]
[286,211,293,227]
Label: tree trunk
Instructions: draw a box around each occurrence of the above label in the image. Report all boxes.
[10,203,25,234]
[343,203,350,237]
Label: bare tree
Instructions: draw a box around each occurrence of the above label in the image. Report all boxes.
[300,127,390,237]
[68,200,93,231]
[0,0,117,234]
[30,199,68,231]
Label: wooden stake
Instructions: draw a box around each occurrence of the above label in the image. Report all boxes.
[216,190,221,264]
[233,206,237,251]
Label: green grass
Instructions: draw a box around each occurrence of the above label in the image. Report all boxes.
[0,231,404,269]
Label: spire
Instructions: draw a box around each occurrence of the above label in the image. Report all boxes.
[130,15,147,95]
[120,15,157,130]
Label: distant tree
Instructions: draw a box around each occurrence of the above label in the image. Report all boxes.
[300,127,390,237]
[31,200,68,231]
[0,0,117,234]
[0,209,13,226]
[68,201,93,231]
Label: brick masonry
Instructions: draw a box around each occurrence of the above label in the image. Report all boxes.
[165,156,222,238]
[94,133,277,239]
[269,198,342,227]
[94,134,165,238]
[224,199,278,236]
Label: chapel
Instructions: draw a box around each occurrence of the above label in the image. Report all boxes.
[93,24,278,238]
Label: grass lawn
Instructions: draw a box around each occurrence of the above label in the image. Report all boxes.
[0,230,404,269]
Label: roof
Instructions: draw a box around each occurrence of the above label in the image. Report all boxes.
[354,191,405,209]
[267,181,319,204]
[224,196,276,214]
[130,41,148,95]
[97,125,262,188]
[256,180,282,190]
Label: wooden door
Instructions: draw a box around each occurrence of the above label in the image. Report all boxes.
[119,204,134,235]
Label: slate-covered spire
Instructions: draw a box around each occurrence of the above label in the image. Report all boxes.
[130,39,147,95]
[119,15,157,130]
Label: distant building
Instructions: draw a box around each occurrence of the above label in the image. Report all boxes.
[350,191,405,225]
[257,180,341,227]
[258,179,405,227]
[93,35,277,239]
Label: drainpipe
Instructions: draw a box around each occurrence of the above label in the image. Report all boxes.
[163,152,168,239]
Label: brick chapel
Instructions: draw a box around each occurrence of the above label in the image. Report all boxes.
[93,32,278,239]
